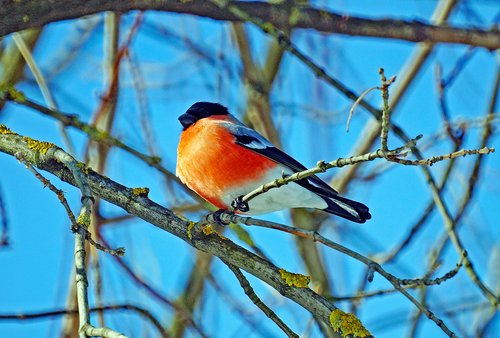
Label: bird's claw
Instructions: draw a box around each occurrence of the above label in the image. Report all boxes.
[231,195,249,212]
[212,209,231,226]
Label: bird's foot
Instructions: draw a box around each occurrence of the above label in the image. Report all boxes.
[231,195,249,212]
[210,209,232,226]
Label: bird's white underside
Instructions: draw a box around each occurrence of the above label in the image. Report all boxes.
[220,166,328,215]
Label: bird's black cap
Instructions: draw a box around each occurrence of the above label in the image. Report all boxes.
[179,102,229,130]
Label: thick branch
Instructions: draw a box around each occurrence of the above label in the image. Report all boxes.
[1,1,498,49]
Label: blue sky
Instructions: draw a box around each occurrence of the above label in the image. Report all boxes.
[0,1,499,337]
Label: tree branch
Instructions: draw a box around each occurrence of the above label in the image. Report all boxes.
[1,1,499,49]
[223,260,299,338]
[213,213,458,337]
[0,127,343,337]
[0,305,168,338]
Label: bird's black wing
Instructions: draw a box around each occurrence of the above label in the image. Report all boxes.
[223,120,371,223]
[223,122,339,198]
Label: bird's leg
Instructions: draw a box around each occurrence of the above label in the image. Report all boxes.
[231,195,249,212]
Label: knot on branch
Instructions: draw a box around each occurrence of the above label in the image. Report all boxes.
[316,160,327,172]
[367,263,377,282]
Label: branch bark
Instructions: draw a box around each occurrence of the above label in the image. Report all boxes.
[1,1,499,49]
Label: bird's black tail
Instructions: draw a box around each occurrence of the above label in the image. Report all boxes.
[322,195,371,223]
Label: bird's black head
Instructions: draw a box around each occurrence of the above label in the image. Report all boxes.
[179,102,229,130]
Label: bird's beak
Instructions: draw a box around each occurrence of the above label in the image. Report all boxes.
[179,113,196,130]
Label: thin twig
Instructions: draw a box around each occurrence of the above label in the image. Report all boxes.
[12,140,128,338]
[0,305,168,338]
[376,59,499,308]
[331,0,460,194]
[346,86,378,133]
[386,146,494,166]
[15,154,125,256]
[398,252,465,286]
[375,143,460,264]
[424,69,500,308]
[239,134,491,207]
[378,68,397,151]
[12,32,75,154]
[217,212,458,337]
[97,235,209,338]
[6,95,181,182]
[223,260,299,338]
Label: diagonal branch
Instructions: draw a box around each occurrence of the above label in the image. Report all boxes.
[223,260,299,338]
[0,128,343,338]
[217,213,457,337]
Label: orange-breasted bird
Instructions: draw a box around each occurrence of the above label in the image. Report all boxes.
[176,102,371,223]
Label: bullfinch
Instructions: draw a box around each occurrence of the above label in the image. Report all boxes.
[176,102,371,223]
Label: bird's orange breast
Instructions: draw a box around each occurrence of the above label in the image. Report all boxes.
[176,116,278,209]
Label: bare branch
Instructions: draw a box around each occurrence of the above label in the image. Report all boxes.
[378,68,397,152]
[238,134,492,208]
[217,213,457,337]
[0,128,342,336]
[1,1,499,49]
[15,154,125,256]
[0,304,169,338]
[2,93,182,186]
[398,252,465,287]
[223,260,299,338]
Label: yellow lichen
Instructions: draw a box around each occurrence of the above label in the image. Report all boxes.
[262,22,275,33]
[202,225,226,240]
[23,137,55,155]
[187,222,227,241]
[77,213,91,227]
[187,221,196,240]
[202,225,216,236]
[279,269,311,288]
[131,187,149,197]
[329,309,372,338]
[0,125,17,135]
